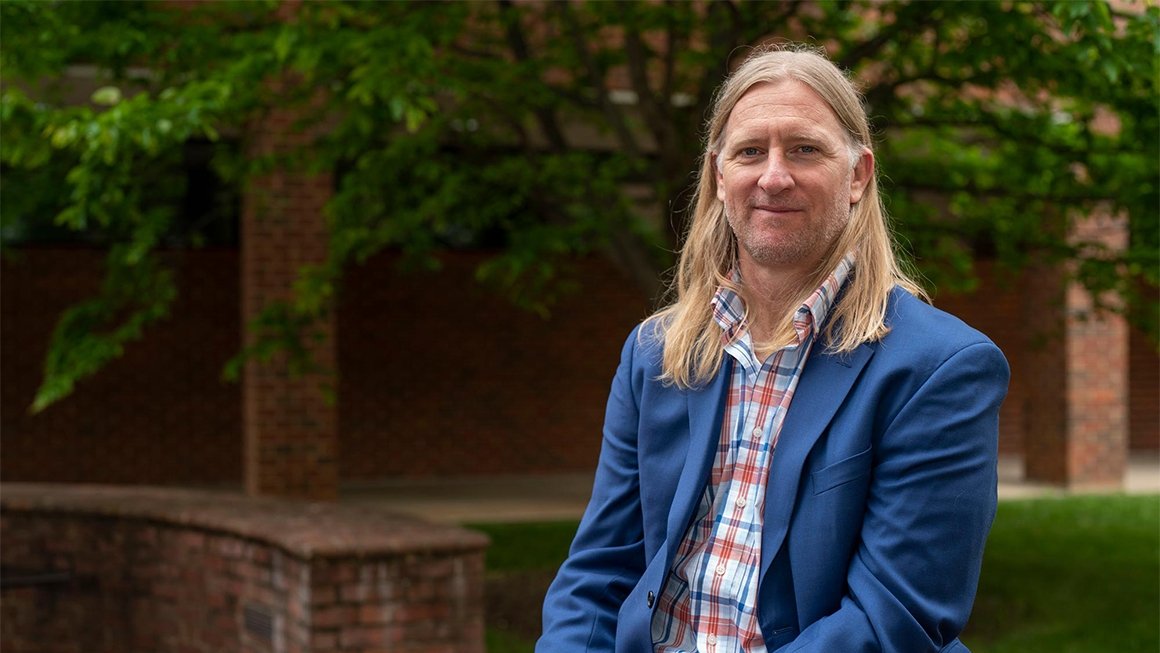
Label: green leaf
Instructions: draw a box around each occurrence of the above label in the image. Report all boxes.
[7,0,1158,412]
[91,86,122,106]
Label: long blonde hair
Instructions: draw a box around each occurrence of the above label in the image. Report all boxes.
[647,44,926,388]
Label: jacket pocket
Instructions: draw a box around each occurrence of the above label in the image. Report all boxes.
[811,446,873,494]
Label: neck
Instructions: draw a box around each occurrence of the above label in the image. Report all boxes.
[737,257,817,348]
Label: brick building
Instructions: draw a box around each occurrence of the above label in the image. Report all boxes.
[2,4,1156,500]
[3,240,1156,493]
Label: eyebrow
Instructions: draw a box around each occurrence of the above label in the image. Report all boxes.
[724,128,836,151]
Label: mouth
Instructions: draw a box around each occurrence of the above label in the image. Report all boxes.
[753,205,804,215]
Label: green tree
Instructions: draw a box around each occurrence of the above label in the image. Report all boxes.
[2,0,1156,411]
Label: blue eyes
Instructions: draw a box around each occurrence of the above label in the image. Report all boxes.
[738,145,819,157]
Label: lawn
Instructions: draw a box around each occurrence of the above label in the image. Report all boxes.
[963,494,1159,652]
[470,494,1160,653]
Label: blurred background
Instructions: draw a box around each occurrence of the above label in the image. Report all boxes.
[1,1,1156,652]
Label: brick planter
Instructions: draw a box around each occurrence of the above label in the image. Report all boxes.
[0,484,487,653]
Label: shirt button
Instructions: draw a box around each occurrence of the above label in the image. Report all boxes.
[646,591,655,608]
[736,497,747,508]
[707,634,718,646]
[752,427,762,439]
[715,563,726,576]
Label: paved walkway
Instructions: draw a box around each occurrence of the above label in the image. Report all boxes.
[342,453,1160,524]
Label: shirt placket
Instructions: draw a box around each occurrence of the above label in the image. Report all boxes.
[703,353,777,653]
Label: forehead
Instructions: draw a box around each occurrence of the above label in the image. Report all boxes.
[722,79,845,142]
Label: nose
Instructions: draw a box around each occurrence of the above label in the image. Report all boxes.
[757,154,794,194]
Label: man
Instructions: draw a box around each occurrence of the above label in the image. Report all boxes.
[538,46,1009,653]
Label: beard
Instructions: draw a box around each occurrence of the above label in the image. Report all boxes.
[727,196,850,270]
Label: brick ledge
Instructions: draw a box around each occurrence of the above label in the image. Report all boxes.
[0,482,488,559]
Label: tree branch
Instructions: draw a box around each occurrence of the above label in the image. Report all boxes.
[449,43,506,60]
[692,0,743,136]
[661,0,679,105]
[886,114,1125,158]
[902,181,1113,204]
[624,24,675,153]
[497,0,568,151]
[556,1,643,159]
[838,3,938,71]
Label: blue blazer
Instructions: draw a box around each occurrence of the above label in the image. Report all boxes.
[538,288,1010,653]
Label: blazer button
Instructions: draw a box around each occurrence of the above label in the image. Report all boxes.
[647,591,655,608]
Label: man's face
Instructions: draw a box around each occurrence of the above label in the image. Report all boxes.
[715,79,872,277]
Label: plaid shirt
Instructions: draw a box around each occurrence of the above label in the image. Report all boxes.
[652,255,854,653]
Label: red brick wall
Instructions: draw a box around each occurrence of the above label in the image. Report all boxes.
[1018,263,1072,482]
[1129,325,1159,450]
[1061,281,1130,485]
[1,247,651,484]
[336,250,652,478]
[1,484,486,653]
[3,248,1154,484]
[241,100,339,499]
[1,248,242,485]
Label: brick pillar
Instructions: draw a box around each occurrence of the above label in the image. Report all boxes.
[241,103,338,500]
[1023,213,1129,488]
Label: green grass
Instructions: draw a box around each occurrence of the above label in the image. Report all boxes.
[468,520,581,653]
[485,628,539,653]
[473,495,1160,653]
[468,520,578,572]
[964,494,1160,653]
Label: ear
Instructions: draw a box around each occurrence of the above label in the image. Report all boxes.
[713,154,726,203]
[849,148,873,205]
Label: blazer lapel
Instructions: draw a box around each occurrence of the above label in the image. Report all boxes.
[665,357,733,548]
[760,341,875,579]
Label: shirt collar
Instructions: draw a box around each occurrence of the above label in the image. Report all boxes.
[711,252,855,348]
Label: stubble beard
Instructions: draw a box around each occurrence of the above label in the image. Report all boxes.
[728,199,850,270]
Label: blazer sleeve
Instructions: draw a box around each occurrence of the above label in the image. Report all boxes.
[777,340,1010,653]
[537,327,649,652]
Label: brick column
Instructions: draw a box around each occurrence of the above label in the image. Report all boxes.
[1022,213,1129,488]
[241,103,338,500]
